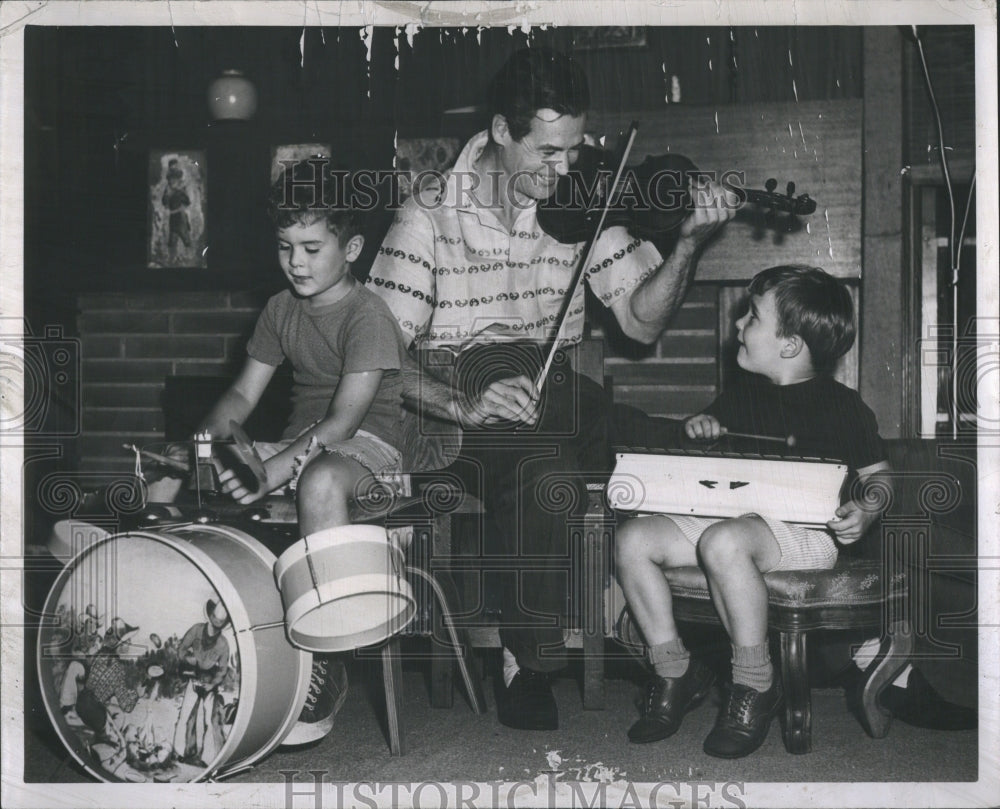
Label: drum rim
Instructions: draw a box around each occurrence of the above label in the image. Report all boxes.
[161,523,312,776]
[36,526,309,783]
[273,523,400,581]
[283,574,416,650]
[287,597,417,653]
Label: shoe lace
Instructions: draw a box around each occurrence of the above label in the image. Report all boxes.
[643,678,667,715]
[726,685,758,727]
[305,660,329,706]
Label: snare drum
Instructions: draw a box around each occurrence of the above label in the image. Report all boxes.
[37,523,311,783]
[274,524,416,653]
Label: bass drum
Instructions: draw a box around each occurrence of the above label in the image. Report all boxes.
[37,522,311,783]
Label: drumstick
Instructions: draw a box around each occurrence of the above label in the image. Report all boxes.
[720,428,797,448]
[126,446,191,473]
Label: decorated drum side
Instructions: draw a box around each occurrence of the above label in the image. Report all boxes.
[37,523,311,783]
[274,524,416,653]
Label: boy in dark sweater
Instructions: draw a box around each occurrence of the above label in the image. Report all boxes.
[615,264,891,758]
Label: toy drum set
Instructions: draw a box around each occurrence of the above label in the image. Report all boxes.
[37,440,417,783]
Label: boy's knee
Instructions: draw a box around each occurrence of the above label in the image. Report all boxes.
[296,455,355,502]
[614,520,643,566]
[697,520,750,567]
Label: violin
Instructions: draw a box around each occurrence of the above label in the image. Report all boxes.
[537,140,817,245]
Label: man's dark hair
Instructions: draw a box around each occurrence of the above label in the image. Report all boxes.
[266,159,362,247]
[487,48,590,141]
[748,264,856,373]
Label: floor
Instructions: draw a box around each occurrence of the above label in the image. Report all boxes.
[22,647,980,788]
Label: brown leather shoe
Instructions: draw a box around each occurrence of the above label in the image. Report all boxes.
[627,658,716,743]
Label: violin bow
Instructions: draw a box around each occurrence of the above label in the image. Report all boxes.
[534,121,640,394]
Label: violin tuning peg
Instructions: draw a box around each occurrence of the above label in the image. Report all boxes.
[765,178,777,193]
[786,181,796,197]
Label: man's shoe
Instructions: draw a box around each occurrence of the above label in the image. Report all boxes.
[497,668,558,731]
[879,668,977,731]
[61,706,85,727]
[703,679,783,759]
[627,659,715,743]
[281,656,349,746]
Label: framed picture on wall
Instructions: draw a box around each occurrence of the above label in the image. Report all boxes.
[270,143,332,184]
[148,149,207,269]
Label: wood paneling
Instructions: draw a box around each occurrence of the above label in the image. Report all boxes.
[588,99,863,281]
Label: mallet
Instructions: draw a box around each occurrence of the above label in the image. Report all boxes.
[720,428,797,448]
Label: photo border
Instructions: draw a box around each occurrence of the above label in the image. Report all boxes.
[1,2,996,808]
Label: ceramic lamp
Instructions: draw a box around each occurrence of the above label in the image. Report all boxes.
[207,69,257,121]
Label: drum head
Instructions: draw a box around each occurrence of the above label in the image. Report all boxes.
[38,534,243,783]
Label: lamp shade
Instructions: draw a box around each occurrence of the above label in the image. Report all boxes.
[207,69,258,121]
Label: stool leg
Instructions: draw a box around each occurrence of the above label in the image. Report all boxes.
[857,620,915,739]
[381,638,405,755]
[779,630,811,754]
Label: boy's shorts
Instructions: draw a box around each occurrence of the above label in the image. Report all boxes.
[254,428,406,497]
[665,513,838,572]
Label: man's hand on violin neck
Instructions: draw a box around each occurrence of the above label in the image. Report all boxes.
[456,375,540,428]
[679,177,739,242]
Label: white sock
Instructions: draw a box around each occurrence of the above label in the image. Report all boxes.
[852,637,883,671]
[853,640,912,688]
[892,664,913,688]
[502,647,520,688]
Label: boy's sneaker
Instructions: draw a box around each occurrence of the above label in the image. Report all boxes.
[282,656,349,746]
[702,678,783,759]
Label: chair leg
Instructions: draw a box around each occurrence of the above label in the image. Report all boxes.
[856,620,915,739]
[581,491,608,710]
[381,638,405,755]
[408,565,487,715]
[582,630,605,710]
[430,641,454,709]
[779,630,811,754]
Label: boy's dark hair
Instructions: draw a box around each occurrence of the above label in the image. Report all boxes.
[748,264,856,373]
[266,159,362,247]
[487,48,590,141]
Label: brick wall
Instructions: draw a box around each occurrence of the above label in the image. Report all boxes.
[76,290,270,476]
[75,287,721,477]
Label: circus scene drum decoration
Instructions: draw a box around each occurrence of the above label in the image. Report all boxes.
[37,522,310,783]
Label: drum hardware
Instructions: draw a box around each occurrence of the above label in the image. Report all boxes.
[244,620,287,632]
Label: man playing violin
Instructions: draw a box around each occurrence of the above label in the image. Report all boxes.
[366,47,735,731]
